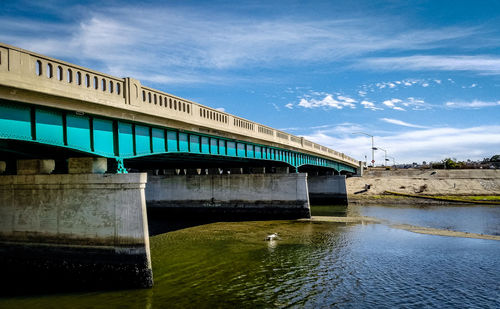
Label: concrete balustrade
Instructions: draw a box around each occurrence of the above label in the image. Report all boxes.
[0,42,358,169]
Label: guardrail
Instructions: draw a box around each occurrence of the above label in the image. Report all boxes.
[0,43,359,167]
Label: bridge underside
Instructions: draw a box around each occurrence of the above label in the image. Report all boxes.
[0,99,357,174]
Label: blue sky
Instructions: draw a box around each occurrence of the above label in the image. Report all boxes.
[1,0,499,164]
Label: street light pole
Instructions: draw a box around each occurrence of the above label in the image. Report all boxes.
[378,147,388,167]
[352,132,375,167]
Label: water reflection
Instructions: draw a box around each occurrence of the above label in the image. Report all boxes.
[0,204,498,308]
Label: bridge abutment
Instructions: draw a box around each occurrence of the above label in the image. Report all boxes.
[145,173,311,219]
[0,173,153,291]
[307,175,348,205]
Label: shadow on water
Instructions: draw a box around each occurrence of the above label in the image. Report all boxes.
[146,207,315,235]
[310,205,348,217]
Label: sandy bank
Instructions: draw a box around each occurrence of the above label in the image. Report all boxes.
[301,216,500,241]
[347,169,500,203]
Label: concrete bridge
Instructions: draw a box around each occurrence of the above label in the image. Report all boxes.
[0,43,360,290]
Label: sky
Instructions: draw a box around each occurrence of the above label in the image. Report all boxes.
[1,0,499,165]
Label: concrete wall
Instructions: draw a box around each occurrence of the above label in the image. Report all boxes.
[0,173,152,290]
[308,175,347,205]
[146,173,310,219]
[347,169,500,196]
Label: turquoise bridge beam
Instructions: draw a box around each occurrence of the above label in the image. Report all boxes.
[0,99,356,174]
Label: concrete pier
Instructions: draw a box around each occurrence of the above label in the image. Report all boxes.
[307,175,348,205]
[0,173,152,290]
[146,173,311,219]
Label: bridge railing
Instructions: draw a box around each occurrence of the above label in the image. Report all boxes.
[0,43,359,167]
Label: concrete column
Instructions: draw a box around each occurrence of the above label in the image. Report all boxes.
[229,168,243,174]
[0,161,6,174]
[249,167,266,174]
[68,157,107,174]
[0,173,152,289]
[146,173,311,219]
[186,169,202,175]
[275,167,289,174]
[356,161,364,177]
[17,159,55,175]
[307,175,348,205]
[207,168,222,175]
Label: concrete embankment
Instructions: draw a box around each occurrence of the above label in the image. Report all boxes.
[347,169,500,204]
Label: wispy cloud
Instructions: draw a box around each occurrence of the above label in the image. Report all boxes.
[446,100,500,108]
[303,125,500,163]
[360,55,500,75]
[380,118,427,128]
[0,3,488,85]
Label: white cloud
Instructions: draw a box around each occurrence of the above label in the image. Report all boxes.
[215,107,226,112]
[361,100,383,111]
[298,94,356,109]
[360,55,500,75]
[285,103,294,109]
[383,98,402,108]
[445,100,500,108]
[382,97,430,111]
[380,118,427,128]
[302,125,500,164]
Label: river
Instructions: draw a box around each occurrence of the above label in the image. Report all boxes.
[0,204,499,308]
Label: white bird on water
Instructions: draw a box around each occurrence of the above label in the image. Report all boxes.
[266,233,279,241]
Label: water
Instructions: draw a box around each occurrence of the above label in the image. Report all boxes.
[1,204,499,308]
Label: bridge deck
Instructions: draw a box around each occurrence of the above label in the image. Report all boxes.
[0,43,358,172]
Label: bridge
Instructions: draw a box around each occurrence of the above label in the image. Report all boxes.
[0,42,360,290]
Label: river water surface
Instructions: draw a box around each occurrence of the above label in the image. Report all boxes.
[1,204,499,308]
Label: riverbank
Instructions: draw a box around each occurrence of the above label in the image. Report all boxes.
[301,215,500,240]
[347,169,500,204]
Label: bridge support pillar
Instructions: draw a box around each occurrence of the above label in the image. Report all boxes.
[229,168,243,174]
[146,173,311,219]
[249,167,266,174]
[68,157,107,174]
[0,161,5,174]
[307,175,348,205]
[275,167,289,174]
[207,168,222,175]
[0,173,153,291]
[16,159,55,175]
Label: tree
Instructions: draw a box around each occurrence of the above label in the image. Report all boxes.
[443,158,458,169]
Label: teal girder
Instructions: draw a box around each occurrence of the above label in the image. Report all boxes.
[0,100,356,174]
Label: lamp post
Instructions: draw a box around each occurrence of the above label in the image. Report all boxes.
[352,132,375,167]
[377,147,388,167]
[387,156,396,168]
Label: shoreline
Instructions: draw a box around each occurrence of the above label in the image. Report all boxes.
[302,216,500,241]
[347,195,500,206]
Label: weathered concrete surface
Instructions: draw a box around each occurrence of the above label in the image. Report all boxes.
[307,175,348,205]
[16,159,55,174]
[146,173,310,219]
[68,157,107,174]
[347,169,500,200]
[0,173,152,289]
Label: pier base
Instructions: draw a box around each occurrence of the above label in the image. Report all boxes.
[307,175,348,205]
[0,173,152,292]
[146,173,311,219]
